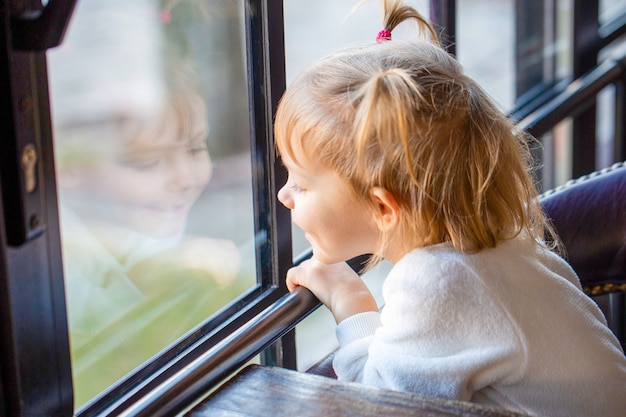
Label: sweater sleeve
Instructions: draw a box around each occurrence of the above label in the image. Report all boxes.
[336,311,382,346]
[331,311,382,382]
[332,249,525,402]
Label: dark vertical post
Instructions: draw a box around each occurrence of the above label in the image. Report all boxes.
[429,0,456,56]
[572,0,600,176]
[0,0,75,415]
[515,0,551,188]
[246,0,296,369]
[515,0,549,98]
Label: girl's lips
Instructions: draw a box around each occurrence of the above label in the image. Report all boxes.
[143,203,188,216]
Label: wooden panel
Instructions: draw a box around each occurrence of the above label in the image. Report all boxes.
[187,365,529,417]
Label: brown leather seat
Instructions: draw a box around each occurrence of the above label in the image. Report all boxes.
[539,161,626,349]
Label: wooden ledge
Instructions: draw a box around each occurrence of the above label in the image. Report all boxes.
[187,364,529,417]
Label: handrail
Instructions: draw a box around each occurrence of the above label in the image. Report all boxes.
[517,56,626,138]
[109,250,371,416]
[111,286,319,417]
[599,10,626,48]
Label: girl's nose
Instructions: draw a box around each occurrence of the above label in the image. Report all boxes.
[277,184,294,209]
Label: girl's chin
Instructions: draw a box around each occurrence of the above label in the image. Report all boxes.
[310,247,343,265]
[143,225,184,239]
[304,234,360,264]
[121,213,188,239]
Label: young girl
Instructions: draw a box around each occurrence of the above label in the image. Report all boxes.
[275,1,626,416]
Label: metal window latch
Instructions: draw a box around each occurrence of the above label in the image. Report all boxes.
[1,0,77,246]
[21,144,37,194]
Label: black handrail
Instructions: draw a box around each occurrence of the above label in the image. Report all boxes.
[108,250,370,416]
[599,11,626,49]
[429,0,456,55]
[517,55,626,138]
[113,287,319,417]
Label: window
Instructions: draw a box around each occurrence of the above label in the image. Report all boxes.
[46,0,261,407]
[6,0,292,414]
[1,1,625,416]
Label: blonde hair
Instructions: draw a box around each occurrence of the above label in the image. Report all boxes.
[55,57,209,170]
[275,0,552,259]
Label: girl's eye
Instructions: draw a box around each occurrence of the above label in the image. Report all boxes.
[118,159,159,171]
[188,143,208,155]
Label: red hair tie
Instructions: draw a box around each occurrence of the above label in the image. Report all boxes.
[376,29,392,43]
[159,9,172,25]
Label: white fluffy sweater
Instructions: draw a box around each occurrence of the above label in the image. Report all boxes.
[333,237,626,416]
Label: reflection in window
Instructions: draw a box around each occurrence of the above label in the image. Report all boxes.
[47,0,254,407]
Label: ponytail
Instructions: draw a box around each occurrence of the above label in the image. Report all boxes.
[379,0,439,46]
[354,68,428,196]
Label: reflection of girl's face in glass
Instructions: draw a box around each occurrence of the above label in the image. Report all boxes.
[70,95,212,239]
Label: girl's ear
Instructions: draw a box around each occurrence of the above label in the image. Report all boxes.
[369,187,400,232]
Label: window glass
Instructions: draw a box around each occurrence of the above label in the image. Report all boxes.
[600,0,626,24]
[457,0,573,109]
[457,0,577,189]
[556,0,573,81]
[47,0,255,407]
[456,0,575,110]
[284,0,429,86]
[457,0,515,109]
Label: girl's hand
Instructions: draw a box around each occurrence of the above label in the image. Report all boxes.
[286,259,378,323]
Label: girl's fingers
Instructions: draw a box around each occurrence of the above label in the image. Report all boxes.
[285,267,302,292]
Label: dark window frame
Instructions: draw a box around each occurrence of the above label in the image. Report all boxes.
[1,1,76,416]
[511,0,626,186]
[1,0,294,415]
[2,0,626,416]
